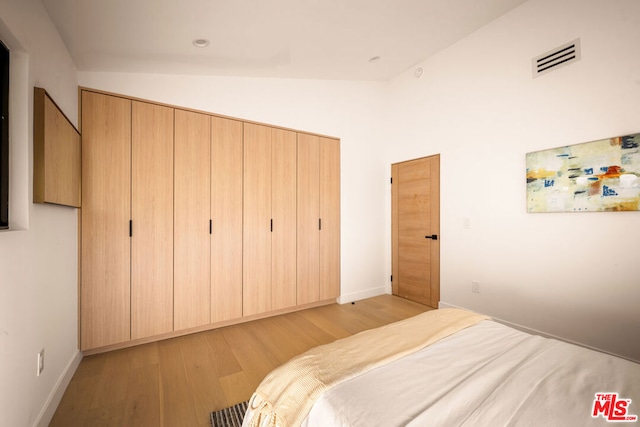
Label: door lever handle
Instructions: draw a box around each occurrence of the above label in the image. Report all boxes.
[425,234,438,240]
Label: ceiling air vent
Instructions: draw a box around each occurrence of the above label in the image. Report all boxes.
[532,38,581,78]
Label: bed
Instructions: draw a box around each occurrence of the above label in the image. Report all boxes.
[242,308,640,427]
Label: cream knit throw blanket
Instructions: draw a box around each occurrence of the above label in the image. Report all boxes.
[245,308,491,427]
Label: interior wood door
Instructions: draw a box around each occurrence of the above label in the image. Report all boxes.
[243,122,272,316]
[271,128,297,311]
[131,101,174,339]
[319,137,340,300]
[297,133,320,305]
[174,109,211,330]
[211,116,243,323]
[81,91,131,350]
[391,155,440,308]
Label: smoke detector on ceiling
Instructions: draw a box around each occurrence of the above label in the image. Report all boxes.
[532,38,581,78]
[193,39,210,48]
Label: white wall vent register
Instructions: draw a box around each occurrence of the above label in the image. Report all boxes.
[532,38,581,78]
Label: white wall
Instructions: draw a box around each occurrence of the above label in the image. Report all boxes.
[0,0,80,426]
[385,0,640,361]
[2,0,637,423]
[78,72,390,303]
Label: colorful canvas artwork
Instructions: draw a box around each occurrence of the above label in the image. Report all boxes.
[526,133,640,212]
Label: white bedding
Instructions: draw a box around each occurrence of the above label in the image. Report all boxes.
[250,320,640,426]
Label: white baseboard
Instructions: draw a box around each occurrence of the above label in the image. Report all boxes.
[438,301,457,310]
[439,300,574,341]
[438,301,637,363]
[338,286,389,304]
[34,349,83,427]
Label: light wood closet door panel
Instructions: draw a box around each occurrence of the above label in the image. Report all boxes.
[131,101,174,339]
[211,117,243,323]
[81,91,131,350]
[297,133,320,305]
[319,137,340,300]
[271,128,297,311]
[174,109,211,330]
[243,123,272,316]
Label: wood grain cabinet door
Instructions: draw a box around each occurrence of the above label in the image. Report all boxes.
[131,101,174,339]
[297,133,321,305]
[81,91,131,350]
[243,123,272,316]
[174,109,211,330]
[297,134,340,304]
[211,117,243,323]
[271,128,297,311]
[319,137,340,300]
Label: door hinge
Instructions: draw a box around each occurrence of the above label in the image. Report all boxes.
[210,219,212,235]
[129,220,132,237]
[390,177,393,184]
[390,275,393,282]
[270,219,273,232]
[319,218,322,230]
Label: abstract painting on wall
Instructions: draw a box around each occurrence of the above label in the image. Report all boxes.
[526,133,640,212]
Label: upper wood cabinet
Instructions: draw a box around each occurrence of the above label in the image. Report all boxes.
[33,87,81,207]
[81,91,132,351]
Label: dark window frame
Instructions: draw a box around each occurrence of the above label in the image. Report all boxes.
[0,39,9,229]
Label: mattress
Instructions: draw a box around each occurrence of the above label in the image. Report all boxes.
[244,316,640,426]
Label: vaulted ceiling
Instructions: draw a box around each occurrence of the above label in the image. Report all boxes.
[41,0,528,81]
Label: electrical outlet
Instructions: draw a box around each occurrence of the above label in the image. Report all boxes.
[471,281,480,293]
[37,349,44,376]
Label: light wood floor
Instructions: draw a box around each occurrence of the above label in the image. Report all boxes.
[50,295,431,427]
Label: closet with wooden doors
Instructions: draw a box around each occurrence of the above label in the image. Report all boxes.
[80,88,340,353]
[243,123,297,316]
[81,92,175,350]
[297,133,341,305]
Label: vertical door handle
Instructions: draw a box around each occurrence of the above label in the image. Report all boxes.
[425,234,438,240]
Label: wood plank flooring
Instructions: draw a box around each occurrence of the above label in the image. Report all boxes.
[50,295,431,427]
